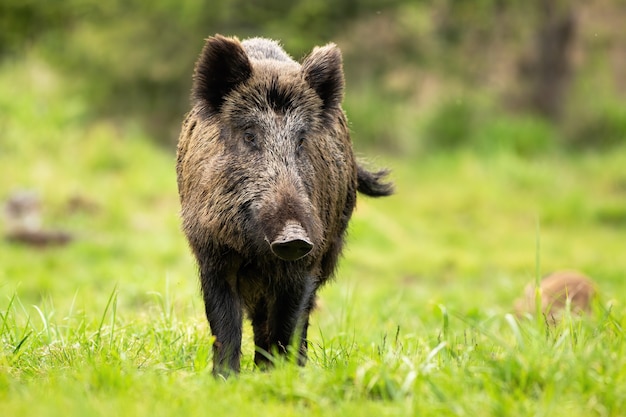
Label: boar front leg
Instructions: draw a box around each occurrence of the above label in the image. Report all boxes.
[200,265,243,377]
[295,293,317,366]
[267,279,315,365]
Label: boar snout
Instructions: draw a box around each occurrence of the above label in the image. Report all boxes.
[269,220,313,261]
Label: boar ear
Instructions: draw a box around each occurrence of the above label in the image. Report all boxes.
[302,43,344,109]
[192,35,253,112]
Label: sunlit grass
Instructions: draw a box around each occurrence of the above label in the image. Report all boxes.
[2,288,624,416]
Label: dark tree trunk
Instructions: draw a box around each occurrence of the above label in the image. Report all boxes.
[520,0,576,120]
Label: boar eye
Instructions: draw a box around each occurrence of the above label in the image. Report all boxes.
[243,130,257,146]
[296,132,306,153]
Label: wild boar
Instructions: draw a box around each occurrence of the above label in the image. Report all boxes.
[176,35,392,376]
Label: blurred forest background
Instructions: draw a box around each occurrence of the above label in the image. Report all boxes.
[2,0,625,154]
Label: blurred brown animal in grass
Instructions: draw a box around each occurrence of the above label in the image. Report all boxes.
[3,190,72,247]
[514,270,596,318]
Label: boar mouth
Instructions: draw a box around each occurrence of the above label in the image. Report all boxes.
[268,220,313,261]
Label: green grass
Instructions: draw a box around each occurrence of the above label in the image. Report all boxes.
[2,57,626,416]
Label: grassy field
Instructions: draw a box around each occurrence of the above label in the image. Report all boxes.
[2,58,626,416]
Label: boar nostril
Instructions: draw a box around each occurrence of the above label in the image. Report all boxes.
[269,221,313,261]
[271,239,313,261]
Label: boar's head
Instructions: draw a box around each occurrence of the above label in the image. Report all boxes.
[177,35,356,264]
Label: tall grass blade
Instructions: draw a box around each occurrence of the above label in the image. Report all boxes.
[95,285,118,348]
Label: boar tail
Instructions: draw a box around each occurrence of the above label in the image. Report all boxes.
[357,164,394,197]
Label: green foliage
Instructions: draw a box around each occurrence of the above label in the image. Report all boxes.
[423,99,475,150]
[344,85,412,152]
[1,0,408,145]
[473,114,557,156]
[567,101,626,150]
[422,98,556,156]
[3,1,625,150]
[0,1,76,55]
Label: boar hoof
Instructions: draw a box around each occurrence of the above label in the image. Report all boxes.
[270,221,313,261]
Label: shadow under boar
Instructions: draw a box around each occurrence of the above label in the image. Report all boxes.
[176,35,392,377]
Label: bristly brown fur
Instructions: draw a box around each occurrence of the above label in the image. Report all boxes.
[176,34,393,377]
[192,35,253,114]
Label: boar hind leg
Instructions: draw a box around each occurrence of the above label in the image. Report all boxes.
[251,298,272,368]
[200,267,243,377]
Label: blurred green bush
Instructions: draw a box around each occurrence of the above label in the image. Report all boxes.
[423,99,556,157]
[1,0,625,153]
[568,101,626,150]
